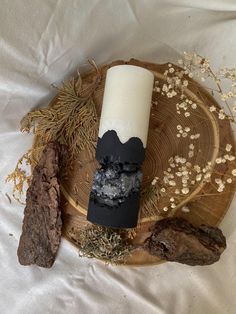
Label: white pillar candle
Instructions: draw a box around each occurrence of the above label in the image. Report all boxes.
[98,65,154,147]
[88,64,154,228]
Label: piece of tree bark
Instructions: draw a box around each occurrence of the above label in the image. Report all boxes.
[144,217,226,266]
[17,142,62,268]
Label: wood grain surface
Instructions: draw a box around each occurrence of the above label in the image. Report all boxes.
[34,59,236,266]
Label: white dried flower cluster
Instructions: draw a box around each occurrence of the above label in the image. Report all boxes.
[209,105,216,112]
[176,125,191,138]
[194,162,212,183]
[164,156,193,193]
[218,109,226,120]
[178,52,236,123]
[181,206,190,213]
[163,153,212,190]
[213,144,236,192]
[151,176,159,186]
[153,63,197,105]
[153,80,161,94]
[160,156,213,213]
[215,178,225,192]
[226,144,232,152]
[162,156,188,193]
[209,105,228,121]
[218,69,236,113]
[219,68,236,81]
[156,53,236,213]
[214,173,234,191]
[177,53,210,82]
[216,155,235,164]
[163,84,178,98]
[159,141,235,210]
[176,97,197,116]
[215,144,235,164]
[190,133,200,140]
[155,53,236,124]
[153,68,180,99]
[169,196,176,209]
[188,143,195,158]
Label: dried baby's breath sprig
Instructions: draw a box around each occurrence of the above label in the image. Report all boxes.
[155,52,236,123]
[179,52,236,123]
[78,224,133,264]
[154,66,189,99]
[144,150,218,216]
[208,143,236,193]
[145,53,236,219]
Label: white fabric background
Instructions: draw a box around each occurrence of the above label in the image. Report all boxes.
[0,1,236,313]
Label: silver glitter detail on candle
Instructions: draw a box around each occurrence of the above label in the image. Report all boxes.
[91,164,142,207]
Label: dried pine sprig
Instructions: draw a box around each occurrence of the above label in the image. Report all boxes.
[78,224,134,264]
[7,64,101,201]
[21,74,100,164]
[6,151,32,204]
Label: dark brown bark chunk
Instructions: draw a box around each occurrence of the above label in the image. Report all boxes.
[17,142,62,268]
[144,217,226,266]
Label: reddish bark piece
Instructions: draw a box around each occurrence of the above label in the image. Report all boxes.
[144,217,226,266]
[17,142,62,268]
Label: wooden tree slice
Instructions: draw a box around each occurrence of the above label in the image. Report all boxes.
[34,59,236,266]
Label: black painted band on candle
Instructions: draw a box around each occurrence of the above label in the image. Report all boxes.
[96,130,145,165]
[87,131,144,228]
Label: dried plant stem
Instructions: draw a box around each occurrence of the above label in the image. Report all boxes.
[6,151,32,204]
[193,191,231,198]
[208,67,234,119]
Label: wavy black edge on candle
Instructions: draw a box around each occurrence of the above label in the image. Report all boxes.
[96,130,145,165]
[87,192,140,228]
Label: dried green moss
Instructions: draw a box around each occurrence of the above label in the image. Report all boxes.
[78,224,134,264]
